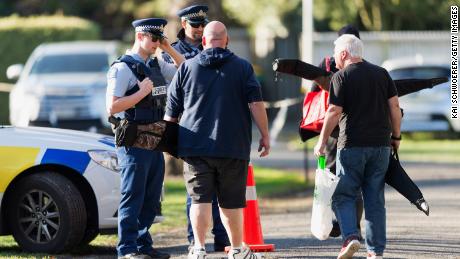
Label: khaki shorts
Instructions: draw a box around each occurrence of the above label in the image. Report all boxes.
[182,157,248,209]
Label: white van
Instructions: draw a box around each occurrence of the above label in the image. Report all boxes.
[7,41,120,132]
[382,56,459,133]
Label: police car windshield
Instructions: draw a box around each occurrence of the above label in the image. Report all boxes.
[389,66,450,80]
[30,53,110,74]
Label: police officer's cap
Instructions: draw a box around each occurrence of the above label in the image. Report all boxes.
[177,5,208,24]
[338,24,360,39]
[132,18,167,38]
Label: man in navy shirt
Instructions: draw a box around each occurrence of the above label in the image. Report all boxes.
[162,5,230,251]
[165,21,269,259]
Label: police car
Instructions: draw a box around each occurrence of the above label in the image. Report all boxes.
[0,126,121,253]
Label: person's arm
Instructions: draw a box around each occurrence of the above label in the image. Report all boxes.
[313,75,332,91]
[314,72,343,156]
[159,38,185,67]
[388,95,402,150]
[314,104,342,156]
[163,115,178,123]
[249,101,270,157]
[164,65,184,123]
[107,78,153,115]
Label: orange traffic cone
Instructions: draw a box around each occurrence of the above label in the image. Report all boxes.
[242,163,275,252]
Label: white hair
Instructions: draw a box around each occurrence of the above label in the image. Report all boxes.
[334,34,363,58]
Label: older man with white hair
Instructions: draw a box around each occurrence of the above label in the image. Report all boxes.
[314,34,402,259]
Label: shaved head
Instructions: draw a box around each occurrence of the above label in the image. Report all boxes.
[202,21,228,49]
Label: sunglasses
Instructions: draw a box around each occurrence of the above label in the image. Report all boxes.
[144,33,162,43]
[189,22,206,28]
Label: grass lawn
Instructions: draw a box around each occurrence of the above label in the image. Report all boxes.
[0,166,308,258]
[397,139,460,164]
[290,137,460,164]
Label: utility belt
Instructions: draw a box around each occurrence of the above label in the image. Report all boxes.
[109,115,178,157]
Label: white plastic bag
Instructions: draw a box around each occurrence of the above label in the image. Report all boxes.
[310,167,340,240]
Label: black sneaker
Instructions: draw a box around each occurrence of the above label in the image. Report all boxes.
[329,220,341,238]
[144,248,170,259]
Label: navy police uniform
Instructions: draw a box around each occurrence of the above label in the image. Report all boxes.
[106,18,173,259]
[161,5,208,64]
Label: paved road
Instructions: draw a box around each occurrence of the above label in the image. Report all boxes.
[258,163,460,258]
[153,143,460,259]
[49,142,459,259]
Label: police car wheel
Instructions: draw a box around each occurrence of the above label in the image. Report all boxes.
[6,172,87,253]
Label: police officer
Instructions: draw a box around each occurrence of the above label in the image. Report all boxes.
[162,5,206,64]
[106,18,184,259]
[162,5,231,252]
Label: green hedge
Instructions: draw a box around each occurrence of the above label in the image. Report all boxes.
[0,15,100,83]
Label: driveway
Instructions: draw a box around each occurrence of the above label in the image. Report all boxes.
[152,142,460,258]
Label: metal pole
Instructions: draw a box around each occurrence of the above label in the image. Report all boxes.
[302,0,314,180]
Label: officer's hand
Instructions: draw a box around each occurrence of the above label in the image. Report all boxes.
[159,38,171,50]
[137,79,154,96]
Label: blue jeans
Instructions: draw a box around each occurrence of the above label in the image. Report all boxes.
[332,146,390,255]
[117,146,165,257]
[186,193,229,244]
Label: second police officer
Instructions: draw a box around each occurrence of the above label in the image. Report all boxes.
[162,5,231,252]
[106,18,184,259]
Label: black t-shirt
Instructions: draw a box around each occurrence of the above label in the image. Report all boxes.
[329,61,398,149]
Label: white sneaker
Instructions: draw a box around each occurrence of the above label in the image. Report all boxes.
[228,247,263,259]
[188,248,206,259]
[337,238,360,259]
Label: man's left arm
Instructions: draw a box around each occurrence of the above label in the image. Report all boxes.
[314,104,342,156]
[245,62,270,157]
[249,102,270,157]
[164,65,184,123]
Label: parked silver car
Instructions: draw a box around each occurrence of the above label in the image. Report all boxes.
[382,57,459,133]
[7,41,120,131]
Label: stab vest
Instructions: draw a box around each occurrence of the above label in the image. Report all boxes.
[112,55,167,124]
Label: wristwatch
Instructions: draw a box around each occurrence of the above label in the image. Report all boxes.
[391,135,402,141]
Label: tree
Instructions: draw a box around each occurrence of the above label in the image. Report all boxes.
[223,0,301,38]
[314,0,459,31]
[0,0,243,39]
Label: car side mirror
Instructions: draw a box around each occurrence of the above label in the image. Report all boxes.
[6,64,24,81]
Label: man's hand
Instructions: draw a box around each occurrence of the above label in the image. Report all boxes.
[159,38,171,51]
[258,136,270,157]
[391,139,400,151]
[159,38,185,67]
[137,78,154,96]
[313,141,326,157]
